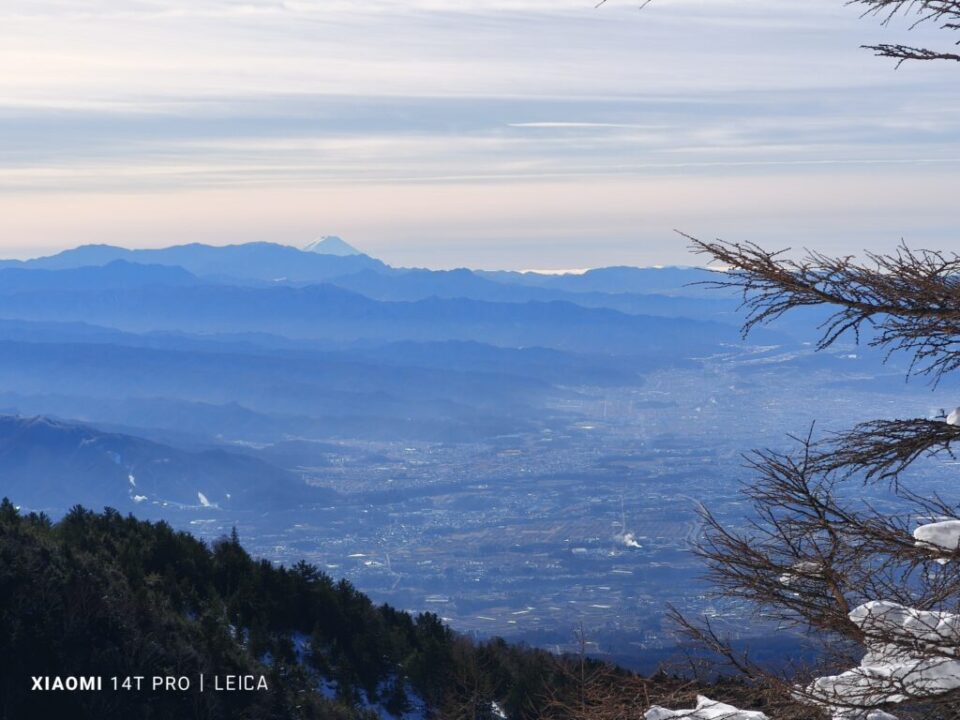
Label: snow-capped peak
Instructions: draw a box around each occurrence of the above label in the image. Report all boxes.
[303,236,362,256]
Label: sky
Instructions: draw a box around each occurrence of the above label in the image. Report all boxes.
[1,0,959,270]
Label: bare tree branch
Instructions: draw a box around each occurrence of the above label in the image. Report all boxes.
[865,43,960,63]
[850,0,960,64]
[815,419,960,481]
[687,236,960,383]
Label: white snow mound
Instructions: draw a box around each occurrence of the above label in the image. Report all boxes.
[850,600,960,648]
[914,520,960,559]
[799,601,960,718]
[645,695,768,720]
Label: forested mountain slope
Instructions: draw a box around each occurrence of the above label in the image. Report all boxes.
[0,500,644,720]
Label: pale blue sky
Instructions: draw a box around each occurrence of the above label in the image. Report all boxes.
[1,0,958,269]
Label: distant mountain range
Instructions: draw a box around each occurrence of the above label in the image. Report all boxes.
[0,260,200,291]
[0,331,555,443]
[0,240,829,515]
[321,267,740,319]
[0,241,386,283]
[0,281,772,352]
[0,243,778,358]
[0,239,715,294]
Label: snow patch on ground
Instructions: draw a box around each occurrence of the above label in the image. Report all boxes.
[914,520,960,563]
[799,601,960,719]
[645,695,768,720]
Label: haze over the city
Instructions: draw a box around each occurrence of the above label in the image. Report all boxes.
[3,0,960,269]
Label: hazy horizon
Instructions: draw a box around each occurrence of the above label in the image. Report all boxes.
[0,236,711,273]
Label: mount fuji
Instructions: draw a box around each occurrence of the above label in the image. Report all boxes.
[303,235,363,256]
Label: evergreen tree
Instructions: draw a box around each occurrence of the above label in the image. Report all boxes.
[0,501,595,719]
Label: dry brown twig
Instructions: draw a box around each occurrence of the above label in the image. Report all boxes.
[687,236,960,384]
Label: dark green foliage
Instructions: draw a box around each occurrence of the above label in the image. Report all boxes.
[0,499,586,720]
